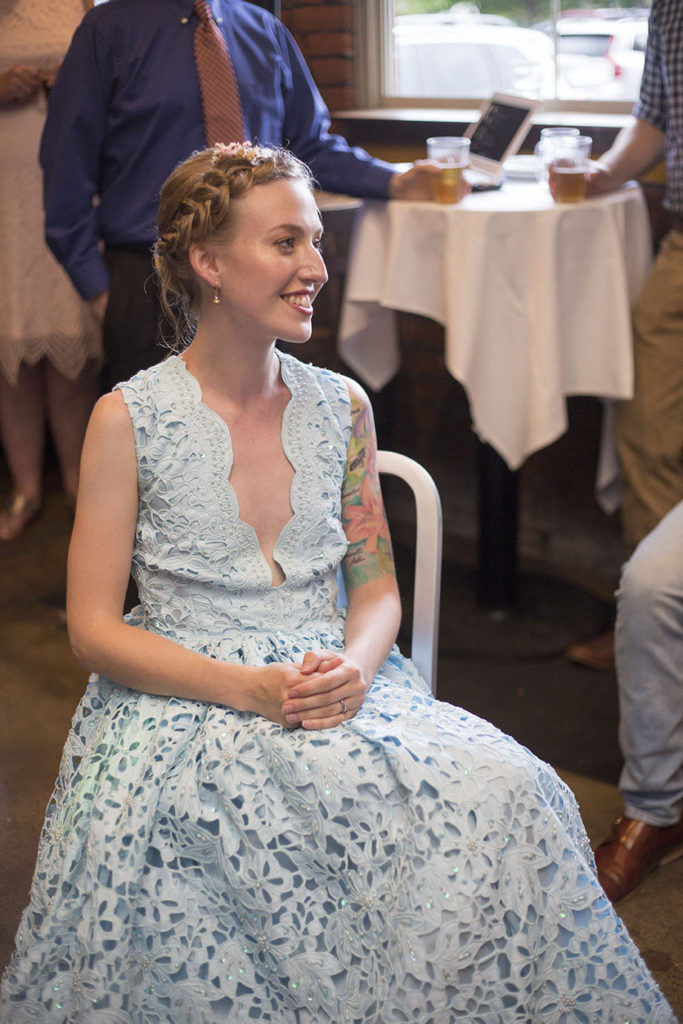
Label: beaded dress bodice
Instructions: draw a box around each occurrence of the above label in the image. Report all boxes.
[119,353,350,655]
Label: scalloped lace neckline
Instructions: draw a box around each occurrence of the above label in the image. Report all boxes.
[171,353,298,589]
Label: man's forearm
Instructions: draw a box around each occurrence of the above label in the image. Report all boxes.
[593,118,667,191]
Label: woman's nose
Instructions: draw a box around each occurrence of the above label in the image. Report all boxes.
[302,245,328,284]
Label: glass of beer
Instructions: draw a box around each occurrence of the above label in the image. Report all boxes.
[547,135,592,203]
[534,127,580,183]
[426,136,471,204]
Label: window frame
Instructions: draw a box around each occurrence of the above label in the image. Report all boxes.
[358,0,642,116]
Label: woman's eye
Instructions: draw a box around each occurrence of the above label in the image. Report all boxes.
[313,237,324,253]
[278,237,296,250]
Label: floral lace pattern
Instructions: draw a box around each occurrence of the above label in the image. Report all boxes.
[126,355,351,646]
[1,355,675,1022]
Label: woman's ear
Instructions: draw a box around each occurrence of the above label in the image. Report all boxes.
[188,243,220,290]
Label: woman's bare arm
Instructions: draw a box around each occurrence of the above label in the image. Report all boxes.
[340,379,402,682]
[66,392,304,725]
[281,380,402,729]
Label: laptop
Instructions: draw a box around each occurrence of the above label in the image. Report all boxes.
[464,92,540,187]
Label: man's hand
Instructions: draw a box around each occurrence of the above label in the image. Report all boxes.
[585,118,667,197]
[389,160,443,201]
[88,291,110,325]
[40,63,61,92]
[585,160,622,196]
[389,159,472,202]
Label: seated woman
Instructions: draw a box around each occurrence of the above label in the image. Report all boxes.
[0,143,674,1022]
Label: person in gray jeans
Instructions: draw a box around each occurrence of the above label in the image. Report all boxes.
[595,499,683,901]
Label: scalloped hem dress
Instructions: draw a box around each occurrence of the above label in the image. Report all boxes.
[0,0,101,388]
[0,355,676,1023]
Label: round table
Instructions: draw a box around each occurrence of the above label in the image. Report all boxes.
[339,179,652,471]
[337,180,653,607]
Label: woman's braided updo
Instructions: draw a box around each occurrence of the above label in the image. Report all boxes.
[153,142,315,346]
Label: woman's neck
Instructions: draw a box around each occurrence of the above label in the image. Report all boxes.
[181,321,283,407]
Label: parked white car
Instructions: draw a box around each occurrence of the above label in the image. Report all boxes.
[551,16,649,101]
[391,11,649,102]
[392,18,557,99]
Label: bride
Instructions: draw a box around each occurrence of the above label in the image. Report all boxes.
[1,142,674,1022]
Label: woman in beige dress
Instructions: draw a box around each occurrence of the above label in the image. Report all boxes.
[0,0,101,539]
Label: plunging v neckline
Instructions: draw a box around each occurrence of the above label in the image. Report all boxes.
[173,354,297,589]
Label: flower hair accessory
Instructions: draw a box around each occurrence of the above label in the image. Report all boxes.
[211,141,270,164]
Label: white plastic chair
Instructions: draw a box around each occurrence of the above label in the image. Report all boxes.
[377,450,443,696]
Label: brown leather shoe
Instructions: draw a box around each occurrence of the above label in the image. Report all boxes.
[595,815,683,903]
[566,629,615,671]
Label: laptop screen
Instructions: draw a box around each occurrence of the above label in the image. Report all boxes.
[465,93,539,181]
[469,100,532,162]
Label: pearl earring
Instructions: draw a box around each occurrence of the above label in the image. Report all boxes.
[212,285,221,305]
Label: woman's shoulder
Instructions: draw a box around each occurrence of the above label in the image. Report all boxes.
[278,351,350,403]
[111,357,189,434]
[83,390,134,456]
[113,356,182,402]
[114,356,175,388]
[339,374,370,408]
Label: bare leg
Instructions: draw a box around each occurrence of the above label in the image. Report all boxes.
[0,362,45,539]
[0,361,45,498]
[45,359,99,503]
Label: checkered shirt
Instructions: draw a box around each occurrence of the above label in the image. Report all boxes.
[633,0,683,214]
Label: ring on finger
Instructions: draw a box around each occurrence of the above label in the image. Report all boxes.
[340,698,349,715]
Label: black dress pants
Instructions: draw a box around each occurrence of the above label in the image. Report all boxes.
[102,248,173,390]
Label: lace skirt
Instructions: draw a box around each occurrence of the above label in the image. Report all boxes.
[1,648,676,1022]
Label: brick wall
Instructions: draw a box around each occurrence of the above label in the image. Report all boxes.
[280,0,359,110]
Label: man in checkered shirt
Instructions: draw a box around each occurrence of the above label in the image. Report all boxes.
[573,0,683,905]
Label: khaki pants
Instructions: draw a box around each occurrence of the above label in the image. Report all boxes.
[617,228,683,551]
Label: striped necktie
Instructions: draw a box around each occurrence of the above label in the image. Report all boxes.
[193,0,245,145]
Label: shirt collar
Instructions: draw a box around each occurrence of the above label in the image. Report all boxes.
[182,0,228,17]
[174,0,224,21]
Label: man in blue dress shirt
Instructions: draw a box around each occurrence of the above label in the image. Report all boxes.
[40,0,436,387]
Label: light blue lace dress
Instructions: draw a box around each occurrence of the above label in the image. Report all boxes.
[1,354,675,1023]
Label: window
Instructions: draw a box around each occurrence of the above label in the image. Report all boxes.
[361,1,651,111]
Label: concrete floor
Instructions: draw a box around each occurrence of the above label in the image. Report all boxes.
[0,474,681,1018]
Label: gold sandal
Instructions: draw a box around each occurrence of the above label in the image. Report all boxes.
[0,493,42,541]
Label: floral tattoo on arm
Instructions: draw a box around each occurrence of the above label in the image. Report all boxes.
[342,393,396,588]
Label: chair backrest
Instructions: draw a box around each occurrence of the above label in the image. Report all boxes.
[377,450,442,696]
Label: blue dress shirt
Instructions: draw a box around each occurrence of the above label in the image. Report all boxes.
[40,0,395,300]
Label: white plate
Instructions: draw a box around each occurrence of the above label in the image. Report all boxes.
[503,154,541,180]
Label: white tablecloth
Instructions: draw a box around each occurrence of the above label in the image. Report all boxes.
[338,181,653,507]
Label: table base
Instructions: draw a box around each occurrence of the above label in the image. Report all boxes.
[477,442,519,612]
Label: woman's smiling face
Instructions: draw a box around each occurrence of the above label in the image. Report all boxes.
[200,176,328,345]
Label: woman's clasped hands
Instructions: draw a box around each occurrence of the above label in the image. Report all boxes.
[286,649,369,729]
[248,651,368,730]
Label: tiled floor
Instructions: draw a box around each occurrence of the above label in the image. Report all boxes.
[0,477,681,1017]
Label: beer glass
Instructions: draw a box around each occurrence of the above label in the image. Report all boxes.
[534,127,580,183]
[547,135,592,203]
[426,137,470,204]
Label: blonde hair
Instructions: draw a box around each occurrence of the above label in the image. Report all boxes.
[153,142,315,345]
